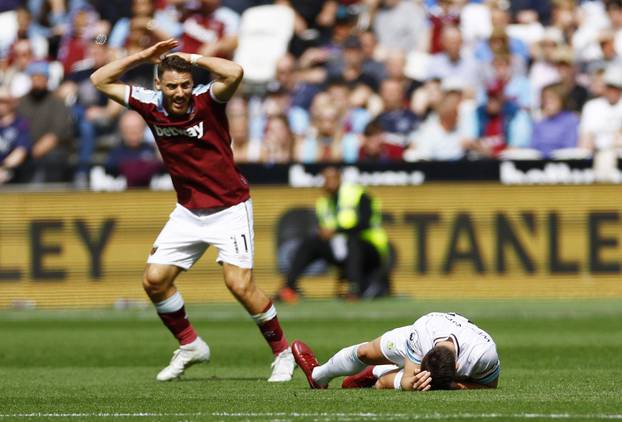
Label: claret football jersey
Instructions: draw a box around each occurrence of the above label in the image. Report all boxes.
[125,82,250,209]
[405,312,500,383]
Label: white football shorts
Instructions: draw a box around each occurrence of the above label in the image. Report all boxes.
[147,200,254,270]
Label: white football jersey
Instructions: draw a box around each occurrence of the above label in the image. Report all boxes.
[405,312,500,384]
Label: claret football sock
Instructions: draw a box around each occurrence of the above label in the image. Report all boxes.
[155,292,198,345]
[311,343,366,386]
[251,301,288,355]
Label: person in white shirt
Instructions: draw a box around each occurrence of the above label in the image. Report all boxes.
[579,65,622,151]
[292,312,500,391]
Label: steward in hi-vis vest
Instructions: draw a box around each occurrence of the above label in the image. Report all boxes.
[276,166,391,303]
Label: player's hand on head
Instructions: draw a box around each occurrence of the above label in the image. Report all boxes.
[143,39,179,64]
[413,370,432,392]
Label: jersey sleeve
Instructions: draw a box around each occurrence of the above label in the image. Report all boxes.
[193,82,228,105]
[466,344,500,384]
[127,85,160,120]
[405,323,424,364]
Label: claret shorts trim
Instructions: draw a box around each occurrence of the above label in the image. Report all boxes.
[147,200,254,270]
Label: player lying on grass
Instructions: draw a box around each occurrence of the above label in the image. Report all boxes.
[292,312,500,390]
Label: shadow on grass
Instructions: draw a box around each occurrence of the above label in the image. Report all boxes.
[180,376,267,382]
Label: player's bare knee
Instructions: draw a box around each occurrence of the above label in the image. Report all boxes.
[356,343,376,363]
[143,267,168,295]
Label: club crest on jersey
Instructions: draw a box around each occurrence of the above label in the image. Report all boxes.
[154,122,204,138]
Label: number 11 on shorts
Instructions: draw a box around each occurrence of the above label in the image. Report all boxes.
[231,234,248,254]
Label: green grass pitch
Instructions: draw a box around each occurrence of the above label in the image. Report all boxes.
[1,299,621,421]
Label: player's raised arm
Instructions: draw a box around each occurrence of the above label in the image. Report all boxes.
[90,39,179,105]
[169,53,243,103]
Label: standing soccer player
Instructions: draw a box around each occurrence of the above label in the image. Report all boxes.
[90,39,295,382]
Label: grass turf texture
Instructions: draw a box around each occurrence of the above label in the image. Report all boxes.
[0,299,621,422]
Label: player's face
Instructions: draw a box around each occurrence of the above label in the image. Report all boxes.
[157,70,194,116]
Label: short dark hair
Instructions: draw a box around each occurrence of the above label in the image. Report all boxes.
[420,346,456,390]
[363,118,383,137]
[157,55,192,79]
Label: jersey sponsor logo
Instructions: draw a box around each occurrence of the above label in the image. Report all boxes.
[154,122,204,139]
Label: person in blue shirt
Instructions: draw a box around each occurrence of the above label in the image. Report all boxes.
[0,87,31,184]
[530,82,579,158]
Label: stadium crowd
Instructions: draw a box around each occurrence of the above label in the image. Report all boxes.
[1,0,622,187]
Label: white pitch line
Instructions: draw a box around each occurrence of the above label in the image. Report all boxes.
[0,413,622,420]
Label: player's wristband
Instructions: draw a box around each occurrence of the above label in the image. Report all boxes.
[190,54,201,65]
[393,369,404,390]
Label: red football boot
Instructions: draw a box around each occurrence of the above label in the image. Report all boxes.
[341,366,377,389]
[291,340,327,389]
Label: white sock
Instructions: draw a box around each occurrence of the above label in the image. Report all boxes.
[251,303,277,324]
[372,364,400,378]
[154,291,184,313]
[311,343,366,386]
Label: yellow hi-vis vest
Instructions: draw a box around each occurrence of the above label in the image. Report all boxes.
[315,183,389,259]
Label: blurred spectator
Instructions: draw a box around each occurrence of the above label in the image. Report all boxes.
[182,0,240,58]
[327,35,381,91]
[590,29,622,71]
[358,31,386,82]
[297,93,344,162]
[428,0,460,54]
[57,5,104,75]
[376,78,419,146]
[105,110,161,187]
[528,27,564,108]
[17,61,73,183]
[248,84,308,147]
[552,46,589,113]
[471,81,532,158]
[57,39,123,183]
[1,39,34,98]
[510,0,552,26]
[411,77,443,118]
[108,0,181,51]
[404,90,469,161]
[530,82,579,158]
[373,0,429,54]
[14,6,49,59]
[325,77,370,135]
[483,52,532,110]
[550,0,576,43]
[276,0,336,57]
[357,117,403,163]
[579,65,622,152]
[0,86,30,184]
[606,0,622,57]
[426,26,480,95]
[474,25,529,74]
[384,50,417,96]
[228,97,261,163]
[272,53,322,111]
[261,114,295,164]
